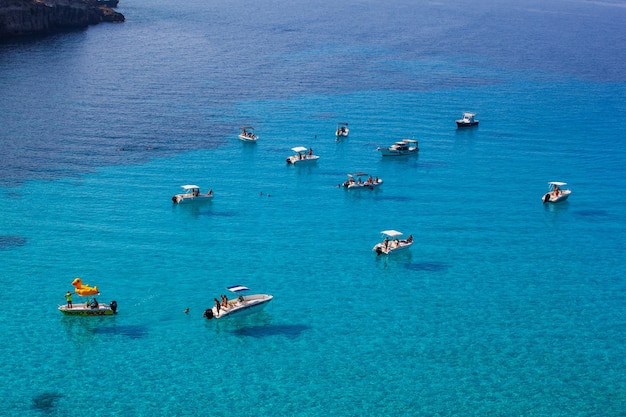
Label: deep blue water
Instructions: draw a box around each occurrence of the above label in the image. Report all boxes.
[1,0,625,416]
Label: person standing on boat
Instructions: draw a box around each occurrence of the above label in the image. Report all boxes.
[214,298,221,317]
[65,291,73,308]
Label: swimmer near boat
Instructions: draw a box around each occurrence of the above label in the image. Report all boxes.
[58,277,118,316]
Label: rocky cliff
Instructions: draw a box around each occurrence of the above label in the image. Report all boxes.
[0,0,124,39]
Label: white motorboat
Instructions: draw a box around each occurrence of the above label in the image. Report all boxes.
[342,172,383,189]
[377,139,419,156]
[542,181,571,203]
[203,285,273,319]
[286,146,319,164]
[238,126,258,142]
[456,112,479,127]
[373,230,413,255]
[172,185,214,204]
[335,122,349,138]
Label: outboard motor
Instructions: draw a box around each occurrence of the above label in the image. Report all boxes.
[110,300,118,314]
[172,196,177,203]
[542,193,550,203]
[203,308,214,319]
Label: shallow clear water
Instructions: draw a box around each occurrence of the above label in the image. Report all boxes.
[1,0,625,415]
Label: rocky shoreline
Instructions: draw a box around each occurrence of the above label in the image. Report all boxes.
[0,0,124,39]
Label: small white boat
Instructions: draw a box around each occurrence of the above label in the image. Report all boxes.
[203,285,273,319]
[172,185,214,204]
[335,122,349,138]
[238,126,258,142]
[377,139,419,156]
[342,172,383,189]
[456,112,479,127]
[373,230,413,255]
[542,181,571,203]
[286,146,319,164]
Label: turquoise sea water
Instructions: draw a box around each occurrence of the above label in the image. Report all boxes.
[1,0,625,415]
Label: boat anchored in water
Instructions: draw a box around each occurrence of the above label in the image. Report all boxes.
[377,139,419,156]
[542,181,571,203]
[172,185,214,204]
[373,230,413,255]
[286,146,319,164]
[203,285,273,319]
[335,122,349,138]
[342,172,383,189]
[238,126,258,142]
[456,112,479,127]
[58,277,118,316]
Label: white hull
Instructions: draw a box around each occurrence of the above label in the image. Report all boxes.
[286,155,319,164]
[238,134,258,142]
[542,189,571,203]
[336,129,349,137]
[205,294,273,319]
[345,179,383,189]
[172,194,214,204]
[373,240,413,255]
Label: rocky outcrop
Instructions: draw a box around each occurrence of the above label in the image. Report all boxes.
[0,0,124,38]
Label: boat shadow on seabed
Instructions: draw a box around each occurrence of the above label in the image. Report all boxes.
[208,312,311,340]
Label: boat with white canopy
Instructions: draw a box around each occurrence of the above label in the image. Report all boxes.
[203,285,273,319]
[286,146,319,164]
[456,112,479,127]
[372,230,413,255]
[542,181,571,203]
[172,185,214,204]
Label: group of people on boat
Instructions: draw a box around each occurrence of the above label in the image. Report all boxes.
[298,148,313,160]
[240,129,257,139]
[343,175,379,187]
[383,234,413,249]
[202,293,245,319]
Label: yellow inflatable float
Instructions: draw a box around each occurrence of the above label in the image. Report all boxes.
[72,277,100,296]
